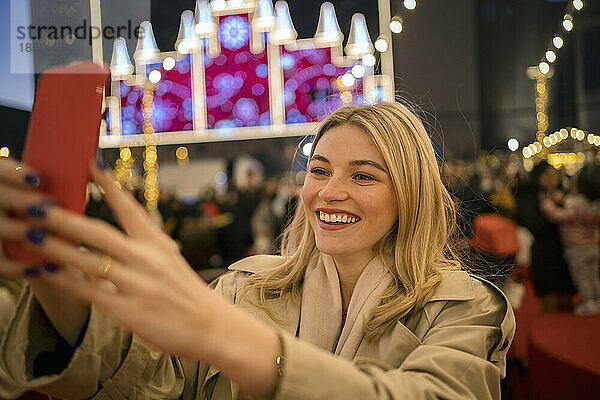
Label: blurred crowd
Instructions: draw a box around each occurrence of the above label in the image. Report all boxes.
[11,150,596,317]
[72,149,600,319]
[85,168,301,282]
[81,150,600,316]
[82,150,600,318]
[443,151,600,316]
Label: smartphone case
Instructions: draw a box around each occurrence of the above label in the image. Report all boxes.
[4,61,110,263]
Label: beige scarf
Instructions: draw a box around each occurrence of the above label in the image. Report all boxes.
[299,253,393,359]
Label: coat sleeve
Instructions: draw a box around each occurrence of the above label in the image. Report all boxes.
[0,272,242,400]
[272,279,514,400]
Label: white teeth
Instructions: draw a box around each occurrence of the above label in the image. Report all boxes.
[319,211,358,224]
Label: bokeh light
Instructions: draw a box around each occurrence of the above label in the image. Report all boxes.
[148,70,162,84]
[163,57,176,71]
[374,37,388,52]
[362,53,376,67]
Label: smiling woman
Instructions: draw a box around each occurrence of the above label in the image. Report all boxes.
[304,125,398,269]
[0,103,514,400]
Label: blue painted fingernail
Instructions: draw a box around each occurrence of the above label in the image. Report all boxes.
[26,201,57,218]
[24,173,41,188]
[96,158,109,170]
[24,266,40,277]
[25,228,46,244]
[43,263,58,273]
[26,204,47,218]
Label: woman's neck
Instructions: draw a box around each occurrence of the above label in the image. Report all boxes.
[332,252,376,312]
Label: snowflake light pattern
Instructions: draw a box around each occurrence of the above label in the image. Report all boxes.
[219,16,249,51]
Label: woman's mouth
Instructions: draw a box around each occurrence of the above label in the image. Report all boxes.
[316,211,361,226]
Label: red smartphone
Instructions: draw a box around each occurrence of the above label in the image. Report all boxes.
[4,61,110,263]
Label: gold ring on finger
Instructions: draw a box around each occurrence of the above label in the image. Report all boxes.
[99,255,113,277]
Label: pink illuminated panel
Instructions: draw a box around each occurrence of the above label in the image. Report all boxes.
[282,47,364,124]
[204,14,270,129]
[109,13,372,136]
[118,55,193,135]
[119,82,144,136]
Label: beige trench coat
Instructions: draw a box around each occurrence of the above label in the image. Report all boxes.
[0,255,515,400]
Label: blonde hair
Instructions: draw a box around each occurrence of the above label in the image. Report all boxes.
[244,103,460,340]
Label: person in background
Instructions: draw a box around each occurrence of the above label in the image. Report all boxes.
[443,160,488,240]
[516,161,575,312]
[540,165,600,315]
[251,177,279,254]
[272,172,300,249]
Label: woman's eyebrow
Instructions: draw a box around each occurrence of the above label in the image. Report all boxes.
[349,160,387,173]
[311,154,387,173]
[311,154,330,163]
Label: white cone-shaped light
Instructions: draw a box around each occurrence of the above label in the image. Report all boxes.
[314,2,343,44]
[134,21,159,63]
[175,10,199,54]
[271,1,297,44]
[195,0,216,36]
[210,0,227,11]
[254,0,275,30]
[345,13,373,58]
[228,0,245,7]
[110,37,134,77]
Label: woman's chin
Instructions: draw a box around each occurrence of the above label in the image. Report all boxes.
[314,244,347,258]
[314,241,362,260]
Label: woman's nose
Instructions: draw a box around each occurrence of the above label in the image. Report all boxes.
[318,177,348,202]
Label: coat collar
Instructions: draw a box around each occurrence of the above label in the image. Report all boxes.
[429,270,476,301]
[204,257,478,386]
[228,255,477,303]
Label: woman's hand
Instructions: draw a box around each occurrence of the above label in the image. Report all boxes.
[0,158,281,396]
[1,159,217,357]
[0,157,216,355]
[0,157,46,278]
[0,157,91,344]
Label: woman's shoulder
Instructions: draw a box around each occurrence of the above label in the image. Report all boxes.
[208,255,285,298]
[228,254,285,274]
[416,270,513,333]
[430,270,510,311]
[404,270,515,377]
[422,270,514,339]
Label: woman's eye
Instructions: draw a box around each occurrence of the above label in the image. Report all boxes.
[309,168,328,176]
[354,173,374,181]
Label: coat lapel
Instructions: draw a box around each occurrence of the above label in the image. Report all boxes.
[201,259,479,397]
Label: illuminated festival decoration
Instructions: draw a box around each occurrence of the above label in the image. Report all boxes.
[522,0,586,170]
[102,0,391,148]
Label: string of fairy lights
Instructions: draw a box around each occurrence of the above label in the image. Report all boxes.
[375,0,418,51]
[114,147,135,188]
[521,0,594,172]
[536,0,584,77]
[142,81,160,211]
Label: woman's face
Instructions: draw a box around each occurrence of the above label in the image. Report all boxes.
[302,124,398,263]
